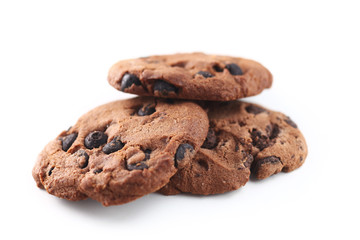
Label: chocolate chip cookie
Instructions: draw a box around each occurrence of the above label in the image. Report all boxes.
[32,97,209,206]
[159,101,307,195]
[108,52,273,101]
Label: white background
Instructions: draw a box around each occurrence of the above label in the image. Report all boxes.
[1,0,359,239]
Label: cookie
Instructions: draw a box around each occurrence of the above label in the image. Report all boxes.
[159,101,307,195]
[108,52,272,101]
[32,97,209,206]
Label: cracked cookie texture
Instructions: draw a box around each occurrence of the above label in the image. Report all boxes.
[159,101,307,195]
[32,97,209,206]
[108,52,273,101]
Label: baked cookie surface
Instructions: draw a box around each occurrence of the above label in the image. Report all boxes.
[159,101,307,195]
[108,52,272,101]
[32,97,209,206]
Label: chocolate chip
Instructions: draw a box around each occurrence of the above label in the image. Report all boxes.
[102,136,124,154]
[126,149,151,171]
[213,64,223,72]
[75,150,89,169]
[175,143,194,167]
[285,117,298,128]
[251,124,280,150]
[225,63,243,75]
[201,128,217,149]
[138,104,156,116]
[127,162,149,171]
[48,167,54,176]
[243,154,254,168]
[153,80,177,96]
[93,169,102,174]
[245,105,266,115]
[256,156,281,166]
[269,124,280,140]
[61,133,78,151]
[84,131,108,149]
[120,73,141,91]
[250,129,270,150]
[251,156,282,176]
[144,149,151,160]
[196,71,214,78]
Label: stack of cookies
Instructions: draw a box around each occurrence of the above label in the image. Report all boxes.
[32,53,308,206]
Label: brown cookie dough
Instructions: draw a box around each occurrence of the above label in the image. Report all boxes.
[32,97,209,206]
[108,52,272,101]
[159,101,307,195]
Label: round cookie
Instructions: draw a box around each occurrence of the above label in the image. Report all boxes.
[159,101,307,195]
[108,52,273,101]
[32,97,209,206]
